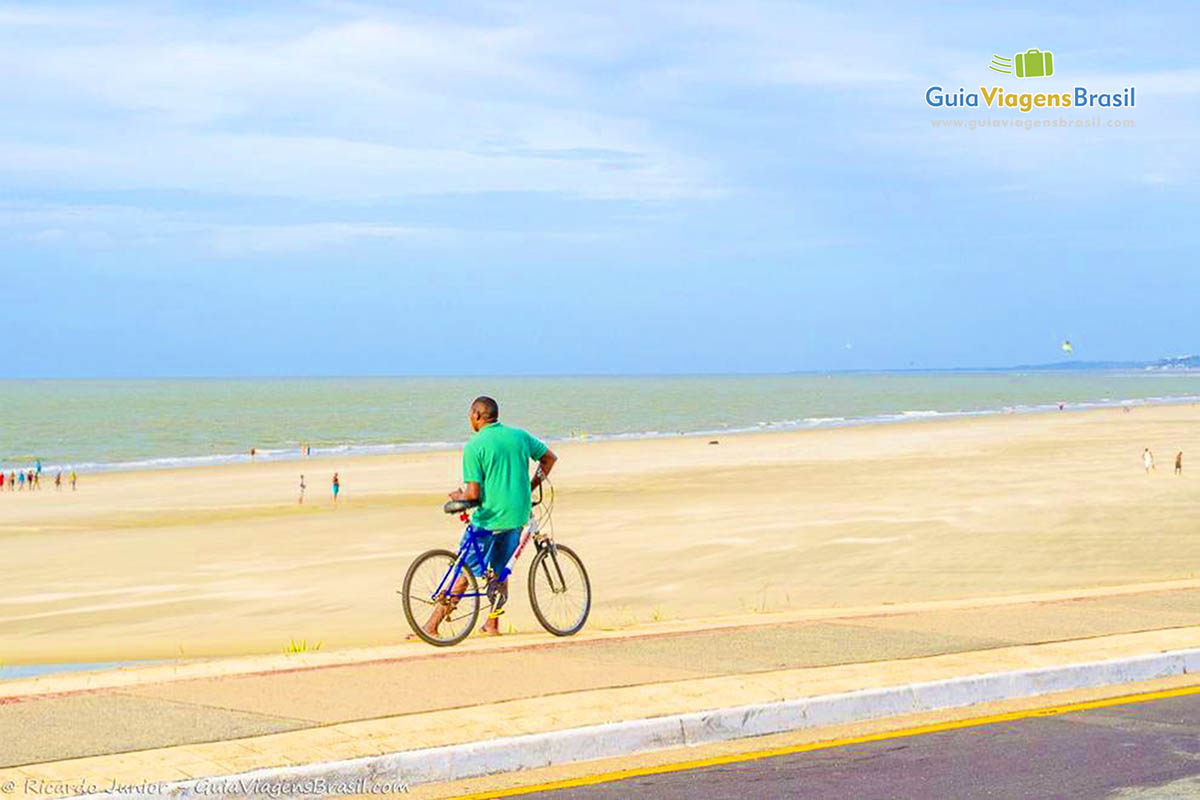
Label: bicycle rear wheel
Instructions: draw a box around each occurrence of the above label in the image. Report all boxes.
[528,543,591,636]
[402,549,480,647]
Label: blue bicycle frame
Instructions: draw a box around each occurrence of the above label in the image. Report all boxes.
[428,516,537,604]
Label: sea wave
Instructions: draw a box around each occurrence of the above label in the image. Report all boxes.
[9,393,1200,475]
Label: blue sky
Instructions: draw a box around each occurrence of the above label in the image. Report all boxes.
[2,1,1197,376]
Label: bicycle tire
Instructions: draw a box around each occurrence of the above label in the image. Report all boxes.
[402,548,480,647]
[528,543,591,636]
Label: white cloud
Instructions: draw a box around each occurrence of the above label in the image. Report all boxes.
[204,222,447,254]
[0,202,615,255]
[0,1,1011,205]
[0,7,716,201]
[0,1,1195,230]
[0,132,711,201]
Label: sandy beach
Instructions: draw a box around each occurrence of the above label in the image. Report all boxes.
[3,403,1199,665]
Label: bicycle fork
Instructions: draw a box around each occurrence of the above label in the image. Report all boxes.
[525,518,568,594]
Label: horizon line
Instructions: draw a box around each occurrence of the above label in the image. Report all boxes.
[0,361,1188,381]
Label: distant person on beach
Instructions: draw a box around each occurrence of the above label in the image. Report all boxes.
[28,469,36,489]
[1143,448,1156,474]
[332,472,340,503]
[17,471,25,490]
[54,471,62,491]
[250,447,256,459]
[8,471,14,490]
[70,470,77,491]
[35,459,41,478]
[0,472,4,490]
[298,474,306,504]
[1176,452,1183,475]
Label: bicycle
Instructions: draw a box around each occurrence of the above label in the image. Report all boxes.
[401,478,591,646]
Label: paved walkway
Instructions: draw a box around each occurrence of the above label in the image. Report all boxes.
[4,583,1200,794]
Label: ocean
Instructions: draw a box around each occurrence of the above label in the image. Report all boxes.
[2,372,1199,473]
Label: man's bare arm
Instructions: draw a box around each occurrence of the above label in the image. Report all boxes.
[532,449,557,489]
[449,481,482,501]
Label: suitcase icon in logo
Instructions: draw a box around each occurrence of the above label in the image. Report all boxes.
[1014,49,1053,78]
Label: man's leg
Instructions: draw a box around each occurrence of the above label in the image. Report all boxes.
[423,573,469,635]
[480,571,507,635]
[423,528,486,637]
[480,530,520,635]
[480,575,506,635]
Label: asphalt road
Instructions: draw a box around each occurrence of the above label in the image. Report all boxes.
[523,690,1200,799]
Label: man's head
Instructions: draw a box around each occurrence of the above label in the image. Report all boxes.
[469,396,499,432]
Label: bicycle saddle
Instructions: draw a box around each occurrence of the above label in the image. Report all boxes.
[444,499,481,514]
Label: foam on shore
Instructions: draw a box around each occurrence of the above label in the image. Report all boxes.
[21,392,1199,475]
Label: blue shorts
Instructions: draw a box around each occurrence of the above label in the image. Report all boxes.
[459,525,521,579]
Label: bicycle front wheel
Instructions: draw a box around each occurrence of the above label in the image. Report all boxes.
[528,543,591,636]
[402,549,480,647]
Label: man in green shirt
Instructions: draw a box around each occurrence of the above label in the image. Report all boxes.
[428,396,557,638]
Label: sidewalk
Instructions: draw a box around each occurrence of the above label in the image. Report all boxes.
[4,582,1200,795]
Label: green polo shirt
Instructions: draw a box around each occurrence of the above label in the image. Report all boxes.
[462,422,548,531]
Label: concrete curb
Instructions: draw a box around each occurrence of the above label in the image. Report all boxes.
[86,648,1200,799]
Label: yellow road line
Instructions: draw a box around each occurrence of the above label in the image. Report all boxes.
[449,682,1200,799]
